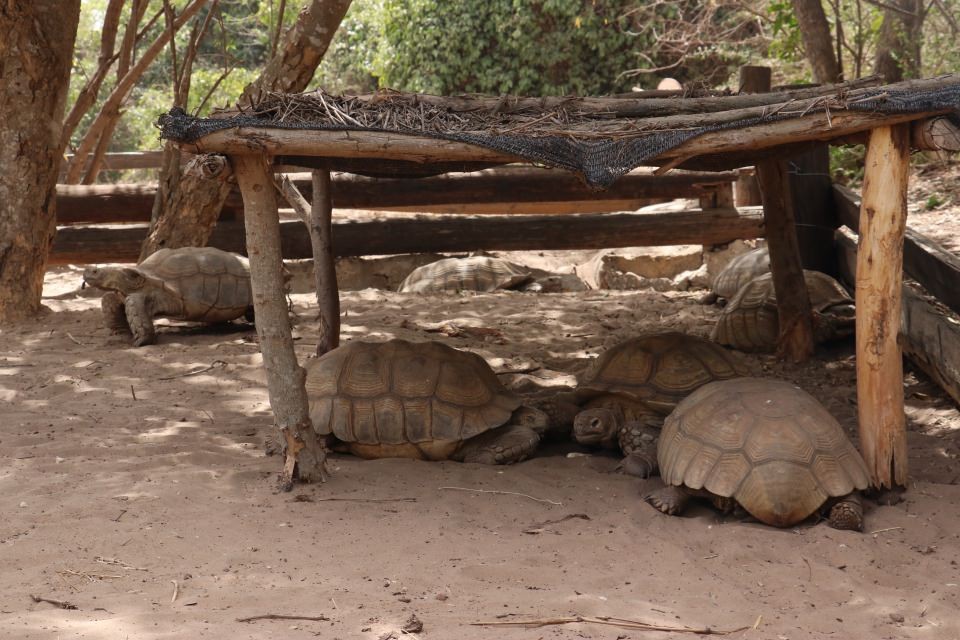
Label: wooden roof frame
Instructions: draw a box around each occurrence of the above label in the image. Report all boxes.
[165,75,960,491]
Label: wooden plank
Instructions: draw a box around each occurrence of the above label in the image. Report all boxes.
[49,207,766,264]
[233,154,327,488]
[55,168,736,224]
[836,232,960,407]
[787,145,837,275]
[855,124,910,489]
[833,183,960,316]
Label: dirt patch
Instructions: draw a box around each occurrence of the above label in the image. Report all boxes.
[2,255,959,639]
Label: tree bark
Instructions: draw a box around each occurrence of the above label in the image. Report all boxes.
[0,1,81,323]
[141,0,353,259]
[874,0,923,82]
[232,153,329,488]
[309,170,340,355]
[790,0,842,83]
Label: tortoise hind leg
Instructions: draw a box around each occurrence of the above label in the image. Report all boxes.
[827,493,864,531]
[644,485,691,516]
[454,425,540,464]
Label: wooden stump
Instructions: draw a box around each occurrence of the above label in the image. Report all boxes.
[232,154,329,488]
[856,124,910,489]
[310,170,340,356]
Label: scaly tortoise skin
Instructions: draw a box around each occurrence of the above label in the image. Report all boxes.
[710,270,855,353]
[398,256,534,293]
[304,339,548,463]
[645,377,871,530]
[544,333,749,476]
[82,247,253,347]
[711,247,770,302]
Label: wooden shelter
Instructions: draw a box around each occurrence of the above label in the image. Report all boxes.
[159,74,960,490]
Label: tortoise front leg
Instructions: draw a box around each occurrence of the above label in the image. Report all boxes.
[644,485,691,516]
[101,292,131,334]
[618,421,660,478]
[827,493,864,531]
[124,294,157,346]
[454,425,541,464]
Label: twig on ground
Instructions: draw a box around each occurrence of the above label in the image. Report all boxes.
[237,614,331,623]
[869,526,904,535]
[130,385,137,401]
[802,557,812,581]
[30,594,78,610]
[66,332,85,346]
[170,580,179,603]
[495,366,542,375]
[440,486,562,506]
[294,494,417,503]
[95,556,146,571]
[112,510,127,522]
[158,360,227,380]
[58,569,123,582]
[471,615,750,634]
[523,513,590,533]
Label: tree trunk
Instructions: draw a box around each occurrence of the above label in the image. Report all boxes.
[790,0,841,83]
[874,0,923,82]
[141,0,353,259]
[0,1,81,323]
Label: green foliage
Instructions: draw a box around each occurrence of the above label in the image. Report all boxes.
[368,0,640,95]
[829,144,865,186]
[767,0,803,65]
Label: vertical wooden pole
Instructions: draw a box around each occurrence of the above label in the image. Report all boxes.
[741,65,815,362]
[787,146,838,275]
[856,124,910,489]
[232,154,328,488]
[311,169,340,356]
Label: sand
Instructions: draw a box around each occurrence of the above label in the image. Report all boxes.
[2,256,960,640]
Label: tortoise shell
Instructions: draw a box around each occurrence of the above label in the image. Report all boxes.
[398,256,533,293]
[577,332,749,415]
[304,339,522,459]
[710,270,853,352]
[658,377,871,527]
[139,247,252,322]
[712,247,770,300]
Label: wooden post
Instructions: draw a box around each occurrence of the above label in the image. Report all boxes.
[741,65,815,362]
[734,168,763,206]
[231,154,329,488]
[311,170,340,355]
[856,124,910,489]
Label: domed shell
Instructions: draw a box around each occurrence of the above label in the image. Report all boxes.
[712,247,770,300]
[658,377,871,527]
[577,332,749,414]
[711,270,853,352]
[139,247,252,321]
[398,256,532,293]
[305,339,521,446]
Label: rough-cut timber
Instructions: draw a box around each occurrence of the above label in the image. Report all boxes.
[50,207,766,264]
[0,1,80,323]
[309,170,339,356]
[232,154,328,488]
[856,124,910,489]
[834,183,960,316]
[910,117,960,152]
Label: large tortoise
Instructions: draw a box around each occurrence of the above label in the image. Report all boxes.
[540,332,749,476]
[82,247,253,347]
[645,377,871,530]
[304,339,548,463]
[707,246,770,304]
[711,270,855,353]
[399,256,540,293]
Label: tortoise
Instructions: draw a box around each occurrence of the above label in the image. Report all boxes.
[82,247,253,347]
[398,256,538,293]
[538,332,749,476]
[303,339,548,463]
[710,270,855,353]
[705,247,770,305]
[645,377,871,530]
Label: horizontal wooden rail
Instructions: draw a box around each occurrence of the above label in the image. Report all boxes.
[50,206,764,264]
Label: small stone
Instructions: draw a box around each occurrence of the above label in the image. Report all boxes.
[435,593,448,601]
[889,613,905,623]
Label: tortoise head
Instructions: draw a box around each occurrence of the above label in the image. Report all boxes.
[813,303,857,343]
[82,266,147,294]
[573,407,620,449]
[512,405,550,436]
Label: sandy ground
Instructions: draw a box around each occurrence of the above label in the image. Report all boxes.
[3,161,960,639]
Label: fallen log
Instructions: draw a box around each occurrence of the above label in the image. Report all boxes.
[55,168,736,224]
[50,207,765,265]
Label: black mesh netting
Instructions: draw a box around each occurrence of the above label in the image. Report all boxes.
[158,83,960,189]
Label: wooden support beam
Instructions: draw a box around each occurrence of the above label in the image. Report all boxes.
[232,154,328,488]
[49,207,766,264]
[310,170,340,356]
[911,116,960,152]
[836,232,960,408]
[741,66,815,362]
[734,168,763,207]
[834,183,960,316]
[855,124,910,489]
